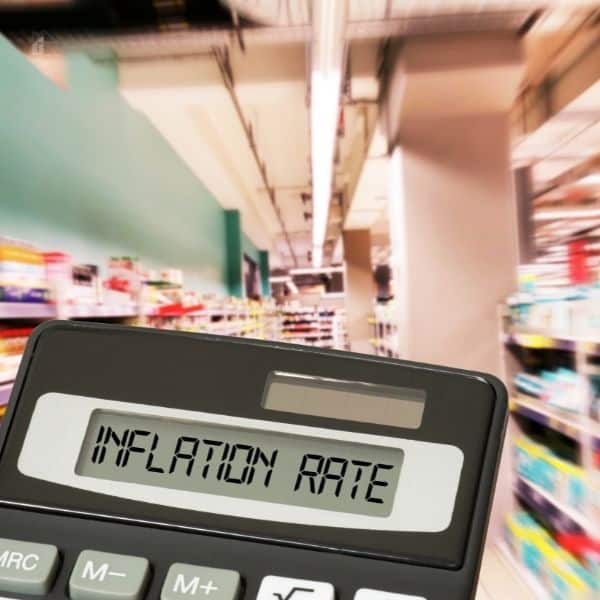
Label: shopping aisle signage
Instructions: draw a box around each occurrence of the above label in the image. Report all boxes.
[0,322,507,600]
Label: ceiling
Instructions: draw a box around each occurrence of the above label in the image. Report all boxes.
[10,0,600,273]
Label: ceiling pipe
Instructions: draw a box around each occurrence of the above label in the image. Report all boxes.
[212,46,298,266]
[309,0,348,268]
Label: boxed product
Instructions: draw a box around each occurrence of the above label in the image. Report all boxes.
[105,257,142,300]
[514,436,592,515]
[504,511,597,599]
[0,238,49,303]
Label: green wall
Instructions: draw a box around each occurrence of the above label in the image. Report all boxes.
[0,38,229,294]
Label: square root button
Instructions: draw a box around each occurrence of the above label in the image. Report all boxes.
[257,576,334,600]
[161,564,240,600]
[69,550,150,600]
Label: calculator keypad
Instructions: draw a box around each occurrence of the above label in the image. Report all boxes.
[0,537,431,600]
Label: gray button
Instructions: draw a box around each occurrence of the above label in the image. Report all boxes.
[0,537,59,595]
[161,563,240,600]
[69,550,150,600]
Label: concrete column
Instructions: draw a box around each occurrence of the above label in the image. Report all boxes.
[225,210,243,297]
[514,166,536,265]
[343,229,373,355]
[383,33,523,376]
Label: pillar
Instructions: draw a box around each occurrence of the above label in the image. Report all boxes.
[343,229,373,355]
[514,167,536,265]
[383,33,523,376]
[225,210,242,297]
[258,250,270,297]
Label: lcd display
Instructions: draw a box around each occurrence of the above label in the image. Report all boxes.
[263,372,426,429]
[76,411,403,517]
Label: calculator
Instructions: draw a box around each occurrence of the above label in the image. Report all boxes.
[0,321,507,600]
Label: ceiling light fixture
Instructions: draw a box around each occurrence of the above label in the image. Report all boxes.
[534,208,600,221]
[290,266,345,275]
[310,0,347,268]
[577,173,600,186]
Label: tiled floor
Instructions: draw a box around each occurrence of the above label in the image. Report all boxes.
[476,545,537,600]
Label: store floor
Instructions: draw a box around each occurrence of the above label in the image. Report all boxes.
[477,545,535,600]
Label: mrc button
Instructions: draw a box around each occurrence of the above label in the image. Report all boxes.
[69,550,150,600]
[0,537,59,595]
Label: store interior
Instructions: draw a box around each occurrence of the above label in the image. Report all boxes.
[1,0,600,598]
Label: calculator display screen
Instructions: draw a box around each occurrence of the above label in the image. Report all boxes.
[76,411,404,518]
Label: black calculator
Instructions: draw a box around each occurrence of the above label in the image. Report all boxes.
[0,321,507,600]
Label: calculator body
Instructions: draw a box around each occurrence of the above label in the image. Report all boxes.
[0,321,507,600]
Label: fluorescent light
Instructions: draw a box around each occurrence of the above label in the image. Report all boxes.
[310,0,347,268]
[269,276,292,283]
[534,208,600,221]
[287,281,299,295]
[290,266,344,275]
[578,173,600,186]
[312,244,324,269]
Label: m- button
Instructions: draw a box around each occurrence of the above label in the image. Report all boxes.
[0,537,59,595]
[69,550,150,600]
[161,564,241,600]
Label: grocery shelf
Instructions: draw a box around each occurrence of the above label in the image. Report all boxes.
[503,331,576,352]
[0,383,12,406]
[0,368,18,386]
[496,542,549,600]
[65,304,137,319]
[503,329,600,356]
[0,303,56,319]
[515,476,597,536]
[510,395,600,441]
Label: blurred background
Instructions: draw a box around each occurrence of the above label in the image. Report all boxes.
[1,0,600,597]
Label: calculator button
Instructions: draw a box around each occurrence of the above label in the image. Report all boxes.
[256,576,334,600]
[354,590,426,600]
[69,550,150,600]
[161,563,240,600]
[0,537,59,595]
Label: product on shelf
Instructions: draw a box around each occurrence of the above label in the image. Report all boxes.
[504,511,598,599]
[105,256,143,301]
[0,238,49,303]
[514,369,589,414]
[368,302,399,358]
[279,304,347,350]
[0,327,32,384]
[514,436,591,516]
[71,263,101,304]
[557,534,600,587]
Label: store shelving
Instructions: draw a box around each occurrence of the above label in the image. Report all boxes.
[499,300,600,598]
[0,383,12,406]
[368,303,399,358]
[515,475,597,535]
[0,303,55,319]
[279,306,347,350]
[510,394,600,442]
[65,303,137,319]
